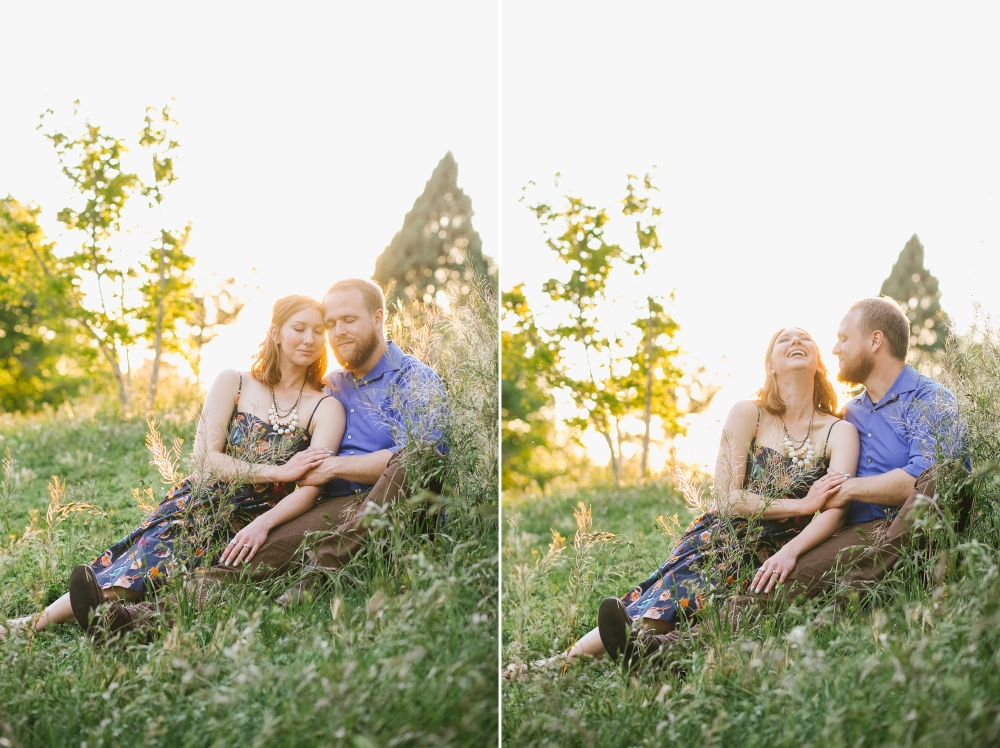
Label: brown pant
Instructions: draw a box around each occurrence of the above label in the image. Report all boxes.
[121,451,426,627]
[210,449,419,581]
[717,467,942,628]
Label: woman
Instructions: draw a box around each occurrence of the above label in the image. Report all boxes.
[1,295,345,637]
[507,327,860,676]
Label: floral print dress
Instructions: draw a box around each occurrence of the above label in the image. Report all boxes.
[620,417,838,624]
[90,377,328,594]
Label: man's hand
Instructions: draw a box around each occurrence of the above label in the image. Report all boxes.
[298,455,341,487]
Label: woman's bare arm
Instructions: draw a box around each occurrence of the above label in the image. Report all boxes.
[220,396,346,566]
[192,370,327,484]
[751,421,860,592]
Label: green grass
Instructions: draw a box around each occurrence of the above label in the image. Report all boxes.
[0,401,497,747]
[0,281,501,747]
[502,482,1000,747]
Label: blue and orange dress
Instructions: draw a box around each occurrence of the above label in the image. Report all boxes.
[620,414,838,624]
[89,375,328,594]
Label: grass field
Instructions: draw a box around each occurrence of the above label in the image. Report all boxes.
[0,288,499,747]
[502,330,1000,747]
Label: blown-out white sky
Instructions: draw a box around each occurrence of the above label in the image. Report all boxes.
[501,2,1000,471]
[0,1,498,386]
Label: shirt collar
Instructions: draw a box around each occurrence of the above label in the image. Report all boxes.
[857,363,919,408]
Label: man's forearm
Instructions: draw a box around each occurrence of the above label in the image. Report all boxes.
[848,468,916,507]
[301,449,393,487]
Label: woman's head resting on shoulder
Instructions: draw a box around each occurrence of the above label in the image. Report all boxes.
[251,295,328,390]
[758,327,838,416]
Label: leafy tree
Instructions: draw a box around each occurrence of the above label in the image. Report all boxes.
[880,234,950,356]
[0,198,95,411]
[621,172,716,481]
[40,103,141,411]
[524,180,631,487]
[501,285,560,493]
[374,152,493,306]
[137,104,197,411]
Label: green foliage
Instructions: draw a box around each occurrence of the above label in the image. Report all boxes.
[880,234,950,356]
[515,172,715,489]
[0,281,497,746]
[502,286,560,493]
[0,199,97,412]
[27,102,244,415]
[374,152,494,306]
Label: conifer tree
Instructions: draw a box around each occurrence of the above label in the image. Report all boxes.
[879,234,950,355]
[373,152,492,306]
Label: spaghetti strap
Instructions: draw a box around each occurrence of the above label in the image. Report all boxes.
[753,404,761,437]
[305,395,332,432]
[822,419,839,457]
[233,373,243,414]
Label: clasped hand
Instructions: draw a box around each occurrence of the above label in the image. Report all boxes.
[269,447,331,483]
[801,471,849,513]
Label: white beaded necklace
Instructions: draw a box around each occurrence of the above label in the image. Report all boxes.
[268,380,306,436]
[779,410,816,467]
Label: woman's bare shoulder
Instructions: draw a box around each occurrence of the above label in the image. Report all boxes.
[727,399,761,423]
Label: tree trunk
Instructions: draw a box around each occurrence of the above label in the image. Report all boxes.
[640,297,653,484]
[598,425,620,490]
[148,244,167,412]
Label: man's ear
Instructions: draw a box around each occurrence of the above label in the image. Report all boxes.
[374,307,385,330]
[870,329,885,355]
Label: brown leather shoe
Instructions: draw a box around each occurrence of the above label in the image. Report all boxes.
[597,597,632,662]
[69,564,136,641]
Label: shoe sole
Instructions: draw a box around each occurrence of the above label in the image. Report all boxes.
[69,565,104,634]
[597,597,631,662]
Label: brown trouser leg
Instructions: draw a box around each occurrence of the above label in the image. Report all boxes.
[723,468,938,625]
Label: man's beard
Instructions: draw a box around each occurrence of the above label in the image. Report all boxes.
[332,327,380,371]
[837,350,875,387]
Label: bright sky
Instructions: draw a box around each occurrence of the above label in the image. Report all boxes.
[501,2,1000,470]
[0,2,498,387]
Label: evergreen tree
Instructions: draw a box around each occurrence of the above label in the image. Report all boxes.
[374,152,492,306]
[879,234,950,355]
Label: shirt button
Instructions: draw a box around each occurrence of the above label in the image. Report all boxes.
[347,435,352,439]
[350,452,355,455]
[350,409,355,413]
[867,458,872,463]
[868,433,872,437]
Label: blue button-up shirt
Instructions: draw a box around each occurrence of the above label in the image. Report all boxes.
[321,341,445,498]
[843,364,960,525]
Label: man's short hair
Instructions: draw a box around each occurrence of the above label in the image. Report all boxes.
[325,278,386,315]
[850,297,910,361]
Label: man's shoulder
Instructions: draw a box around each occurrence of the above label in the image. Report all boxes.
[389,345,441,383]
[912,370,955,403]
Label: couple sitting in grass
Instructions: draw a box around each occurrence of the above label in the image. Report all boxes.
[2,278,444,640]
[508,297,962,677]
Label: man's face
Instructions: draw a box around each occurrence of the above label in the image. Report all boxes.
[324,289,381,371]
[833,309,875,386]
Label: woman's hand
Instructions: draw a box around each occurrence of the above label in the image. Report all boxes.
[220,519,271,567]
[751,545,798,594]
[268,447,331,483]
[800,472,848,514]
